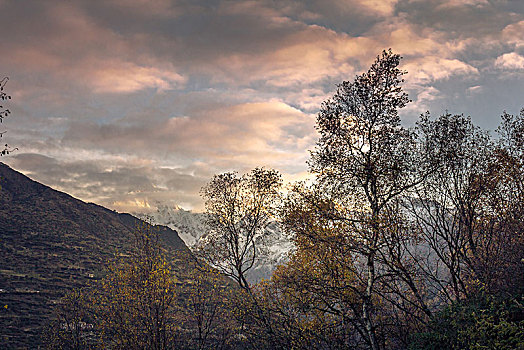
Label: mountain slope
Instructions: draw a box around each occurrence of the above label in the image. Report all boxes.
[0,162,189,348]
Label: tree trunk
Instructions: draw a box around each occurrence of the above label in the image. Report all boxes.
[363,251,379,350]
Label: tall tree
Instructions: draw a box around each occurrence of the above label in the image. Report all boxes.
[275,182,364,349]
[405,113,492,302]
[181,259,237,350]
[309,49,418,350]
[43,222,180,350]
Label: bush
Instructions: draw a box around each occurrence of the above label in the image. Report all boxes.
[409,293,524,350]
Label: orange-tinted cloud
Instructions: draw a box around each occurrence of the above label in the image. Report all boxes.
[495,53,524,70]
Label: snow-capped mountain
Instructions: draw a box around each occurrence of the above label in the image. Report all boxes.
[134,204,293,282]
[135,204,207,247]
[243,220,294,282]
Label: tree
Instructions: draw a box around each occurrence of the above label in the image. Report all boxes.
[196,167,284,349]
[180,259,238,350]
[284,50,493,349]
[92,222,179,349]
[196,168,282,291]
[408,293,524,350]
[43,289,94,350]
[270,182,364,349]
[482,108,524,294]
[405,110,524,300]
[309,49,420,350]
[0,77,16,156]
[44,223,181,350]
[44,222,183,350]
[405,113,493,302]
[44,221,247,350]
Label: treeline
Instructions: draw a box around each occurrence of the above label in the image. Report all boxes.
[45,50,523,349]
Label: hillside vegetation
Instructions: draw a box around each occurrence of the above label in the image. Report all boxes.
[0,163,190,348]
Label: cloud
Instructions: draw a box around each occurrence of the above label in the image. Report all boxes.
[397,0,518,40]
[1,0,522,213]
[90,63,186,93]
[104,0,181,17]
[495,52,524,70]
[437,0,489,9]
[404,57,479,84]
[467,85,484,94]
[4,153,211,211]
[403,86,442,116]
[1,0,186,94]
[307,0,399,18]
[34,98,318,212]
[357,0,399,16]
[502,21,524,49]
[61,100,316,171]
[209,27,366,88]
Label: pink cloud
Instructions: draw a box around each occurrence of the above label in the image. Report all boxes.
[2,0,522,213]
[91,63,186,93]
[404,56,478,84]
[3,1,186,94]
[502,21,524,49]
[495,53,524,70]
[62,100,316,171]
[206,25,378,88]
[354,0,399,16]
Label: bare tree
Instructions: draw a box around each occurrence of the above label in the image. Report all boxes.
[197,168,282,291]
[43,289,94,350]
[403,114,491,301]
[196,167,285,349]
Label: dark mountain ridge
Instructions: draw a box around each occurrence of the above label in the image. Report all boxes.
[0,162,190,348]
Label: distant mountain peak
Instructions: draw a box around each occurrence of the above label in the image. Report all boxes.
[134,201,294,283]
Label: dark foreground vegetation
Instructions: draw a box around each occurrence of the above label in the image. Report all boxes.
[22,50,524,349]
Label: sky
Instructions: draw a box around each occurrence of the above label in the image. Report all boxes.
[1,0,523,213]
